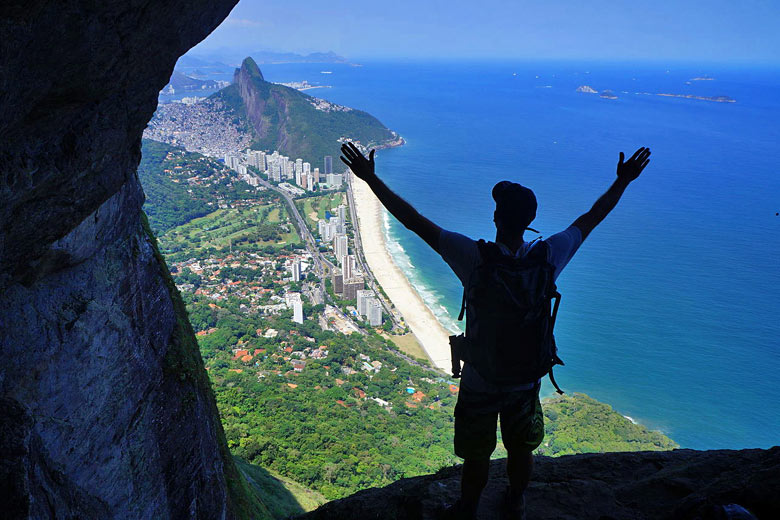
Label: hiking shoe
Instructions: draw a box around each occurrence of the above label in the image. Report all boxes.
[501,487,526,520]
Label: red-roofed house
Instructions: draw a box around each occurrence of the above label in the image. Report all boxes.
[232,349,249,360]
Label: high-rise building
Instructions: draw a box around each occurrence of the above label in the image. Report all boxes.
[312,167,320,185]
[338,204,346,226]
[324,155,333,175]
[307,174,314,191]
[287,293,303,324]
[334,234,348,263]
[343,254,356,281]
[303,162,311,175]
[356,290,373,316]
[367,298,382,326]
[342,277,364,300]
[319,219,337,242]
[326,173,343,188]
[332,272,343,294]
[291,260,301,282]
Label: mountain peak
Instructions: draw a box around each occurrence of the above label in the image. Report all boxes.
[239,56,264,81]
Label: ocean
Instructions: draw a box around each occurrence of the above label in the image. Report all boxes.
[252,60,780,450]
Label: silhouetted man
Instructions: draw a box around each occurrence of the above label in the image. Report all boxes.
[341,142,651,519]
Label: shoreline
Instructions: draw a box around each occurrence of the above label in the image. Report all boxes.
[349,173,454,372]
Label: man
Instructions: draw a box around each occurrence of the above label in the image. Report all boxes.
[340,142,651,519]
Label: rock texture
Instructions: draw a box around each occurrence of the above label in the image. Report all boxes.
[299,448,780,520]
[0,1,269,518]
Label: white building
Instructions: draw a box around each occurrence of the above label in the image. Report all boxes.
[291,260,301,282]
[343,254,356,281]
[356,289,373,316]
[367,298,382,326]
[287,293,304,324]
[334,234,348,264]
[326,173,343,188]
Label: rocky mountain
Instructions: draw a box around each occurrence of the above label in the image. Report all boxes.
[212,57,402,165]
[299,448,780,519]
[0,1,268,518]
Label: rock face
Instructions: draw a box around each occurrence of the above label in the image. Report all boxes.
[298,448,780,520]
[0,1,269,518]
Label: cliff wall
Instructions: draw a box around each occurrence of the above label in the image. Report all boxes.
[0,1,268,518]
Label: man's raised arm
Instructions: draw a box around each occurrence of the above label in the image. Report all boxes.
[572,147,651,240]
[340,142,442,253]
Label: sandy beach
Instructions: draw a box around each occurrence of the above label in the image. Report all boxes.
[350,174,454,372]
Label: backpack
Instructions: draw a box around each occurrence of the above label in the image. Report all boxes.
[449,239,565,393]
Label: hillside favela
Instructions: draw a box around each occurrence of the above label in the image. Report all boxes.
[1,2,778,520]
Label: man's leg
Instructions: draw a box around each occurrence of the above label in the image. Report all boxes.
[500,385,544,516]
[452,386,498,518]
[506,449,533,502]
[460,457,490,516]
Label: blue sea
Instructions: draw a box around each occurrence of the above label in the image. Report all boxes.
[255,60,780,450]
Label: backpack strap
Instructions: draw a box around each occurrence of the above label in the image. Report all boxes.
[458,239,497,321]
[549,367,565,395]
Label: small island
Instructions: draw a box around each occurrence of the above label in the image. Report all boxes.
[576,85,598,94]
[657,93,736,103]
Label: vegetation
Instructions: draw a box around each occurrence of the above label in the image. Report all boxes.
[212,57,398,166]
[235,457,327,517]
[539,393,678,456]
[295,192,347,233]
[139,139,269,235]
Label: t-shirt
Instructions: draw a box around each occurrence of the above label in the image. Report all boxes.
[439,225,583,392]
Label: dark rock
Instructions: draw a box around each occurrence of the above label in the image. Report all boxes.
[0,1,271,519]
[297,448,780,520]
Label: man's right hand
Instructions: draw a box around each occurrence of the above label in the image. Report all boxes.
[340,142,376,181]
[616,147,651,183]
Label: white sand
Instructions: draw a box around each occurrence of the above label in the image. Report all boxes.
[350,174,454,372]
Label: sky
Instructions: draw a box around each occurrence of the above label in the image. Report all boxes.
[191,0,780,63]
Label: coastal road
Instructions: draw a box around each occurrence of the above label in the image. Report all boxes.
[345,171,403,330]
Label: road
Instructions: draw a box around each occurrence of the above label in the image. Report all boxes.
[345,172,404,330]
[253,175,328,303]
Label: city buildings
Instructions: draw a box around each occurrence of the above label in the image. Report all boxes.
[367,298,383,326]
[356,290,373,316]
[334,234,348,265]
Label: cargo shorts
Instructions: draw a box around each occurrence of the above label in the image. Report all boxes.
[453,380,544,460]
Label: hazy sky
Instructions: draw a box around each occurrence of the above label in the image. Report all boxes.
[191,0,780,63]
